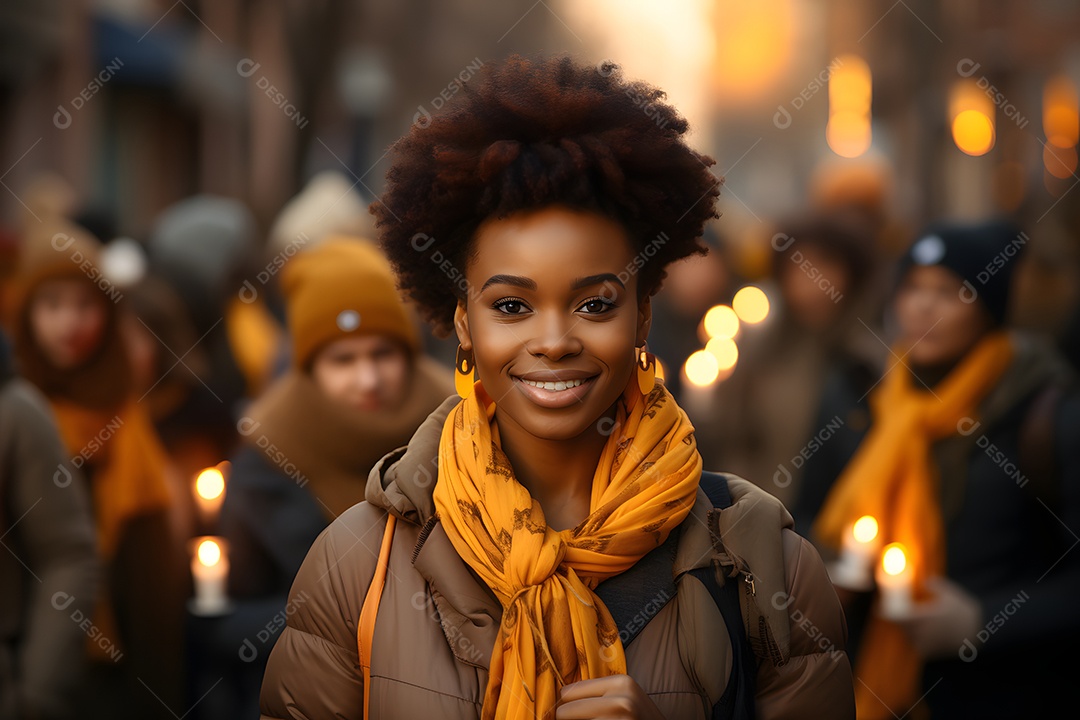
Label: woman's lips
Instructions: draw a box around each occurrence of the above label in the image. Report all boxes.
[511,374,598,409]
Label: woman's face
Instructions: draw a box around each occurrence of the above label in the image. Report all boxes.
[310,334,412,413]
[29,277,109,369]
[893,265,993,367]
[456,206,651,441]
[779,244,850,331]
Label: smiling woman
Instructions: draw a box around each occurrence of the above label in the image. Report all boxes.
[259,55,855,720]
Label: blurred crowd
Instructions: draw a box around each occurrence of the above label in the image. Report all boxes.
[1,153,1078,720]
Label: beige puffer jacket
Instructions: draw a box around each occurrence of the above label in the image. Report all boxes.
[260,397,854,719]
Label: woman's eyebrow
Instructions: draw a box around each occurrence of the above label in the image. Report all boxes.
[480,272,625,293]
[571,273,623,291]
[481,274,537,293]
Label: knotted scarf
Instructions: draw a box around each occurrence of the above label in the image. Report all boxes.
[434,375,702,719]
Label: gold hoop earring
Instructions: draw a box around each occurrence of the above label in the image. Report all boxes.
[636,345,655,396]
[455,346,475,399]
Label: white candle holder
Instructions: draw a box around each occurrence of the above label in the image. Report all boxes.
[876,542,913,620]
[189,536,232,616]
[829,515,879,591]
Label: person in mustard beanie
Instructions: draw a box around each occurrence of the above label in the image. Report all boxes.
[210,236,453,719]
[282,236,421,378]
[6,217,186,720]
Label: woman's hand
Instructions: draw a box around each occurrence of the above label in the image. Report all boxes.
[893,576,982,660]
[555,674,666,720]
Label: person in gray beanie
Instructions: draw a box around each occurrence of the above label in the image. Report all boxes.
[804,217,1080,719]
[897,219,1027,328]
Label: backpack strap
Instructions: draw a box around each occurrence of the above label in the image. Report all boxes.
[698,470,734,508]
[597,472,756,718]
[357,514,397,720]
[696,471,758,720]
[595,527,680,647]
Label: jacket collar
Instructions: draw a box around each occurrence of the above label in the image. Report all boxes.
[366,395,501,667]
[365,394,459,525]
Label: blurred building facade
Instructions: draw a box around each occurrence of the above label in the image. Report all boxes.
[2,0,1080,342]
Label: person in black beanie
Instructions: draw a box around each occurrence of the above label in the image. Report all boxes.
[800,218,1080,719]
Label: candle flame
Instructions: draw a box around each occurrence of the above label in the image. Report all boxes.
[853,515,879,544]
[882,543,907,576]
[195,468,225,500]
[197,539,222,567]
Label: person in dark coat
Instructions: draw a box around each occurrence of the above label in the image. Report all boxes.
[691,210,886,511]
[809,219,1080,719]
[209,237,454,718]
[0,330,100,720]
[6,217,186,720]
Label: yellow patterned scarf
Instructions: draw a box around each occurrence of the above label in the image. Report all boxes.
[434,375,702,720]
[814,331,1014,719]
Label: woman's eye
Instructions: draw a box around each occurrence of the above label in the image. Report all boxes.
[493,298,528,314]
[579,297,614,314]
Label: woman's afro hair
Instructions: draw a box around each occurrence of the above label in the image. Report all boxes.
[371,54,722,337]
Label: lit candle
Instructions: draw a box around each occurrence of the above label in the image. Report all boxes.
[190,536,230,615]
[829,515,879,591]
[876,542,913,619]
[193,464,227,525]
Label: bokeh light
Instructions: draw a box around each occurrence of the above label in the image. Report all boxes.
[953,109,995,156]
[1043,74,1079,149]
[703,304,740,340]
[705,336,739,371]
[684,350,721,387]
[732,286,770,324]
[827,54,872,158]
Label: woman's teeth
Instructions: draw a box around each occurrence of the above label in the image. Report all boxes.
[519,378,585,392]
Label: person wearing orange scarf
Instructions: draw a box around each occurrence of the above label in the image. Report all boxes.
[259,55,855,720]
[813,220,1080,719]
[435,370,701,719]
[7,217,186,720]
[211,237,453,719]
